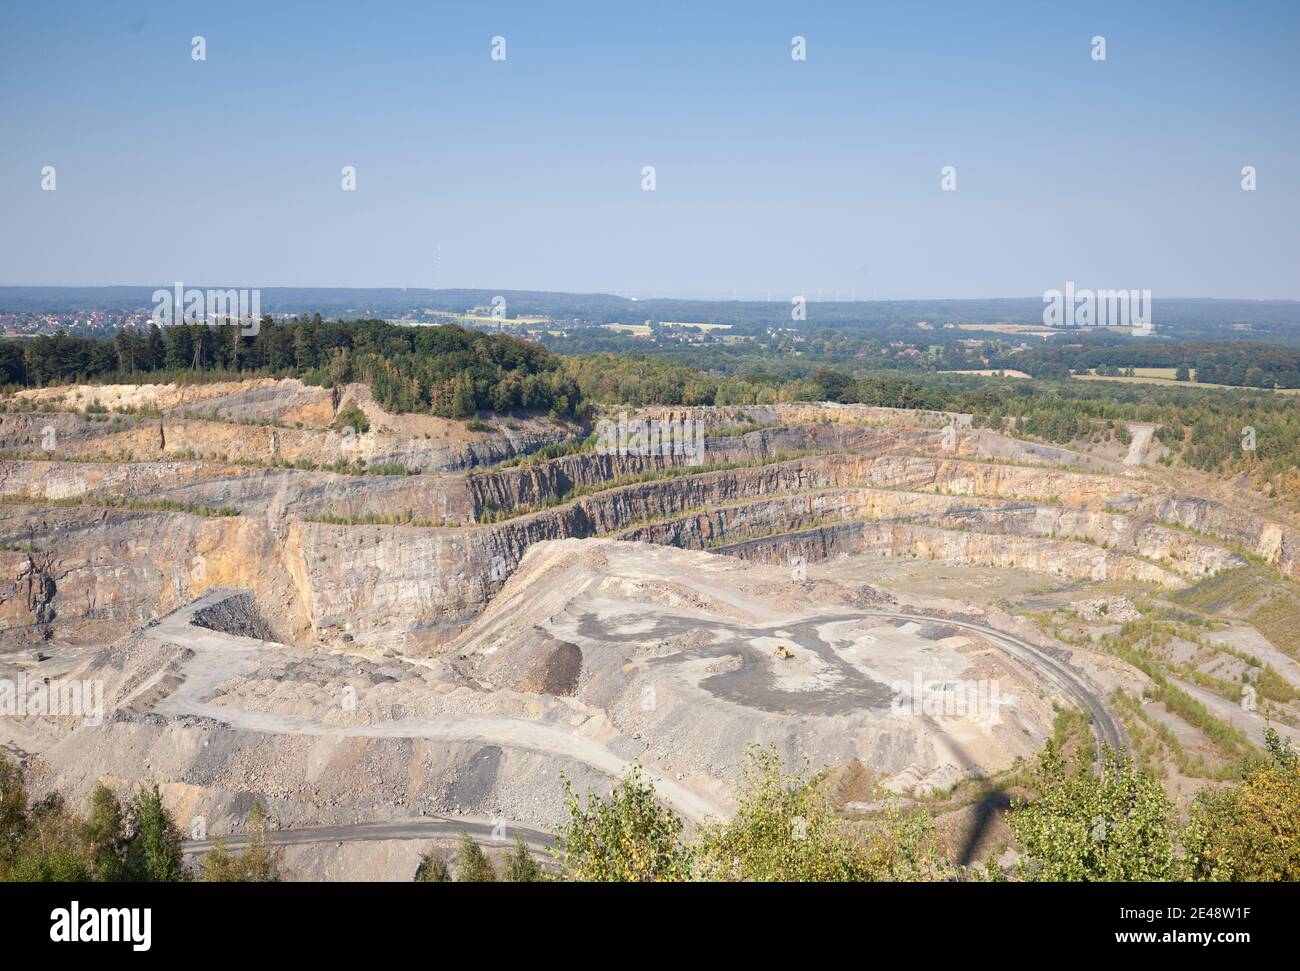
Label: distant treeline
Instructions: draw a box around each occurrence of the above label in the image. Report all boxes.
[1018,341,1300,388]
[0,319,584,420]
[550,327,1300,391]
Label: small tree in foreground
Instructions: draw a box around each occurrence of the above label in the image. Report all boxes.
[0,755,25,860]
[124,784,185,882]
[554,767,693,882]
[3,793,90,882]
[201,802,283,882]
[82,783,127,881]
[455,832,496,882]
[502,836,544,882]
[414,851,451,882]
[1,760,189,883]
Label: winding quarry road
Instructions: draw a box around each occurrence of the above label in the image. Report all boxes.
[858,609,1127,755]
[182,815,556,859]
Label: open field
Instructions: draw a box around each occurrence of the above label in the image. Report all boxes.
[938,369,1031,378]
[1073,369,1300,392]
[955,323,1156,337]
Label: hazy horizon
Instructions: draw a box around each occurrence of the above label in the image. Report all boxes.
[4,285,1300,306]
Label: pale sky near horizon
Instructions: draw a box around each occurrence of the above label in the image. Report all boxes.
[1,0,1297,299]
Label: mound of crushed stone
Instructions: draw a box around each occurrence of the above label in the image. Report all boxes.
[479,627,582,696]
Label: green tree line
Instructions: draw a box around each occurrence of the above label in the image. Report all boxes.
[0,319,584,421]
[1017,340,1300,389]
[551,732,1300,882]
[0,752,282,882]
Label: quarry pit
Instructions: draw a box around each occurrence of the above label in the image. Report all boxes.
[3,380,1298,877]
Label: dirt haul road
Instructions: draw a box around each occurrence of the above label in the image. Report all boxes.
[182,816,556,860]
[858,610,1126,755]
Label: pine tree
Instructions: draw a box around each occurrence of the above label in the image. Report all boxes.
[199,802,283,882]
[124,784,185,882]
[502,836,543,882]
[455,832,497,882]
[234,802,283,881]
[82,783,127,881]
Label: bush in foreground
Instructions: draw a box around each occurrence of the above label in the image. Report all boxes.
[1008,743,1178,881]
[554,766,694,881]
[1181,728,1300,881]
[555,747,948,882]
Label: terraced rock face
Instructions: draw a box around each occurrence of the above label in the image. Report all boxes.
[1155,495,1300,577]
[1,379,571,473]
[0,507,303,634]
[0,380,1288,650]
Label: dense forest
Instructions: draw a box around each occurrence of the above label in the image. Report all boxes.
[0,320,584,420]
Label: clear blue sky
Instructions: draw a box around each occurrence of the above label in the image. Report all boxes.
[2,0,1297,299]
